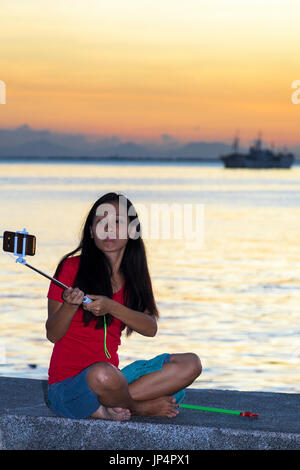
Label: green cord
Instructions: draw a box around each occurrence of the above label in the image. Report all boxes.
[85,299,111,358]
[179,404,241,415]
[103,315,111,359]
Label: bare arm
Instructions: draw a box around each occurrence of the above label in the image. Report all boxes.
[82,295,157,337]
[46,287,85,343]
[108,300,157,337]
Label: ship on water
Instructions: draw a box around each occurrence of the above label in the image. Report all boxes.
[220,135,294,169]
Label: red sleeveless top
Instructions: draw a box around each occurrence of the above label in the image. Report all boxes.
[47,255,126,385]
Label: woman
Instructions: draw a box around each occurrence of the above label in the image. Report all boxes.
[46,192,202,421]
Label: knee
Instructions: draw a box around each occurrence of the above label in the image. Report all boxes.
[190,353,202,378]
[170,353,202,380]
[87,362,125,391]
[184,353,202,379]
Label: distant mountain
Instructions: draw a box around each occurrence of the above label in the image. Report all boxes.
[87,141,152,158]
[172,141,236,159]
[0,124,298,161]
[0,139,70,157]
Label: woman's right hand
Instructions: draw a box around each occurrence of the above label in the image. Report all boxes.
[62,287,85,306]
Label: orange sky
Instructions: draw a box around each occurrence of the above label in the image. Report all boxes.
[0,0,300,146]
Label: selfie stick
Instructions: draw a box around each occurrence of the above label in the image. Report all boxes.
[1,228,92,304]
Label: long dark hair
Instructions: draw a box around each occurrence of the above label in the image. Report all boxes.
[53,192,159,335]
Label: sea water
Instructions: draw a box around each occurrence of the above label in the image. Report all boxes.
[0,160,299,392]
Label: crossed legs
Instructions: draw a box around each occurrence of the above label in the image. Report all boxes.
[86,353,202,420]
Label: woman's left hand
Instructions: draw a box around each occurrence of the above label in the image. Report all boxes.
[82,295,111,317]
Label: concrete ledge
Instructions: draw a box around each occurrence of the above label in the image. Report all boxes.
[0,376,299,450]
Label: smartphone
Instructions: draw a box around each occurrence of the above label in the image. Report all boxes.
[3,231,36,256]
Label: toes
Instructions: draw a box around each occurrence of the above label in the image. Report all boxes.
[112,407,125,413]
[168,401,180,418]
[170,397,179,407]
[167,411,179,418]
[107,407,131,421]
[91,405,131,422]
[116,408,131,421]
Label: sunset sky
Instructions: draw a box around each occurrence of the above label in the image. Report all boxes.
[0,0,300,146]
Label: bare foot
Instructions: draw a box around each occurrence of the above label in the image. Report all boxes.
[133,396,179,418]
[91,405,131,421]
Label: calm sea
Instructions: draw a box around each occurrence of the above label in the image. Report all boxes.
[0,160,299,393]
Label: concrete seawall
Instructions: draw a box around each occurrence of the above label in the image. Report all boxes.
[0,376,299,450]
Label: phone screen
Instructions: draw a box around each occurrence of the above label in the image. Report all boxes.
[3,231,36,256]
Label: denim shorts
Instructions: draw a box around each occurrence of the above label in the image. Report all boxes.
[47,353,185,419]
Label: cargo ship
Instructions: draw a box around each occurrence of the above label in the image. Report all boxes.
[220,136,294,169]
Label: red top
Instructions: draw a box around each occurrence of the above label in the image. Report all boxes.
[47,255,126,385]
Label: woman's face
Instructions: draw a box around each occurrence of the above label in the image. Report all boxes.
[90,200,130,253]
